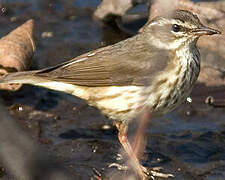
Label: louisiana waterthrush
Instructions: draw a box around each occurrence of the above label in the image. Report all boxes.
[0,10,220,179]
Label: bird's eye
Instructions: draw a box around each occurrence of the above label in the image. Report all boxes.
[172,24,181,32]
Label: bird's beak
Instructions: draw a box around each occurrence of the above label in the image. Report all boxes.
[191,26,221,36]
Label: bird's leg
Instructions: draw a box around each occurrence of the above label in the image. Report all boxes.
[115,121,147,179]
[132,107,151,159]
[131,108,174,179]
[115,112,174,180]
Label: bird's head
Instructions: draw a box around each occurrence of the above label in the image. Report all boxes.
[141,10,221,49]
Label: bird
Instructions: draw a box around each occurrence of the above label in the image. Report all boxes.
[0,9,221,179]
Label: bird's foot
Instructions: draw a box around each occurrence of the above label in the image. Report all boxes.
[143,166,174,180]
[108,163,129,171]
[108,162,174,179]
[108,153,128,170]
[115,153,123,161]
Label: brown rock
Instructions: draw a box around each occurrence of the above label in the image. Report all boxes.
[93,0,133,21]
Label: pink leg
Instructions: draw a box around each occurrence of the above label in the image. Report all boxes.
[115,121,147,179]
[132,107,151,159]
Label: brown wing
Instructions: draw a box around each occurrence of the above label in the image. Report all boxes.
[36,35,169,87]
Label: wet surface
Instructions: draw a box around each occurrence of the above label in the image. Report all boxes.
[0,1,224,180]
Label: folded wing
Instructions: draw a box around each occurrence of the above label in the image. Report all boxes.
[36,37,169,87]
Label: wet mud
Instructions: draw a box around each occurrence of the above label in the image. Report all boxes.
[0,1,224,179]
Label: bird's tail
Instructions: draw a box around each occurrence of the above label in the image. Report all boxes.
[0,70,80,96]
[0,70,46,85]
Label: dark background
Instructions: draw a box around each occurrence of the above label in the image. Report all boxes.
[0,0,224,179]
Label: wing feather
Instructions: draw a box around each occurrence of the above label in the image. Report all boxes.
[36,35,169,86]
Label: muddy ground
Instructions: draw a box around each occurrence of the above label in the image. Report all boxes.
[0,0,224,180]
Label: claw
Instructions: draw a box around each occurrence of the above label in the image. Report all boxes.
[115,153,123,161]
[93,168,103,180]
[149,170,174,178]
[143,167,174,179]
[108,163,129,171]
[108,163,174,179]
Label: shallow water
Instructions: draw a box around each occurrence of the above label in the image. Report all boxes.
[0,1,224,179]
